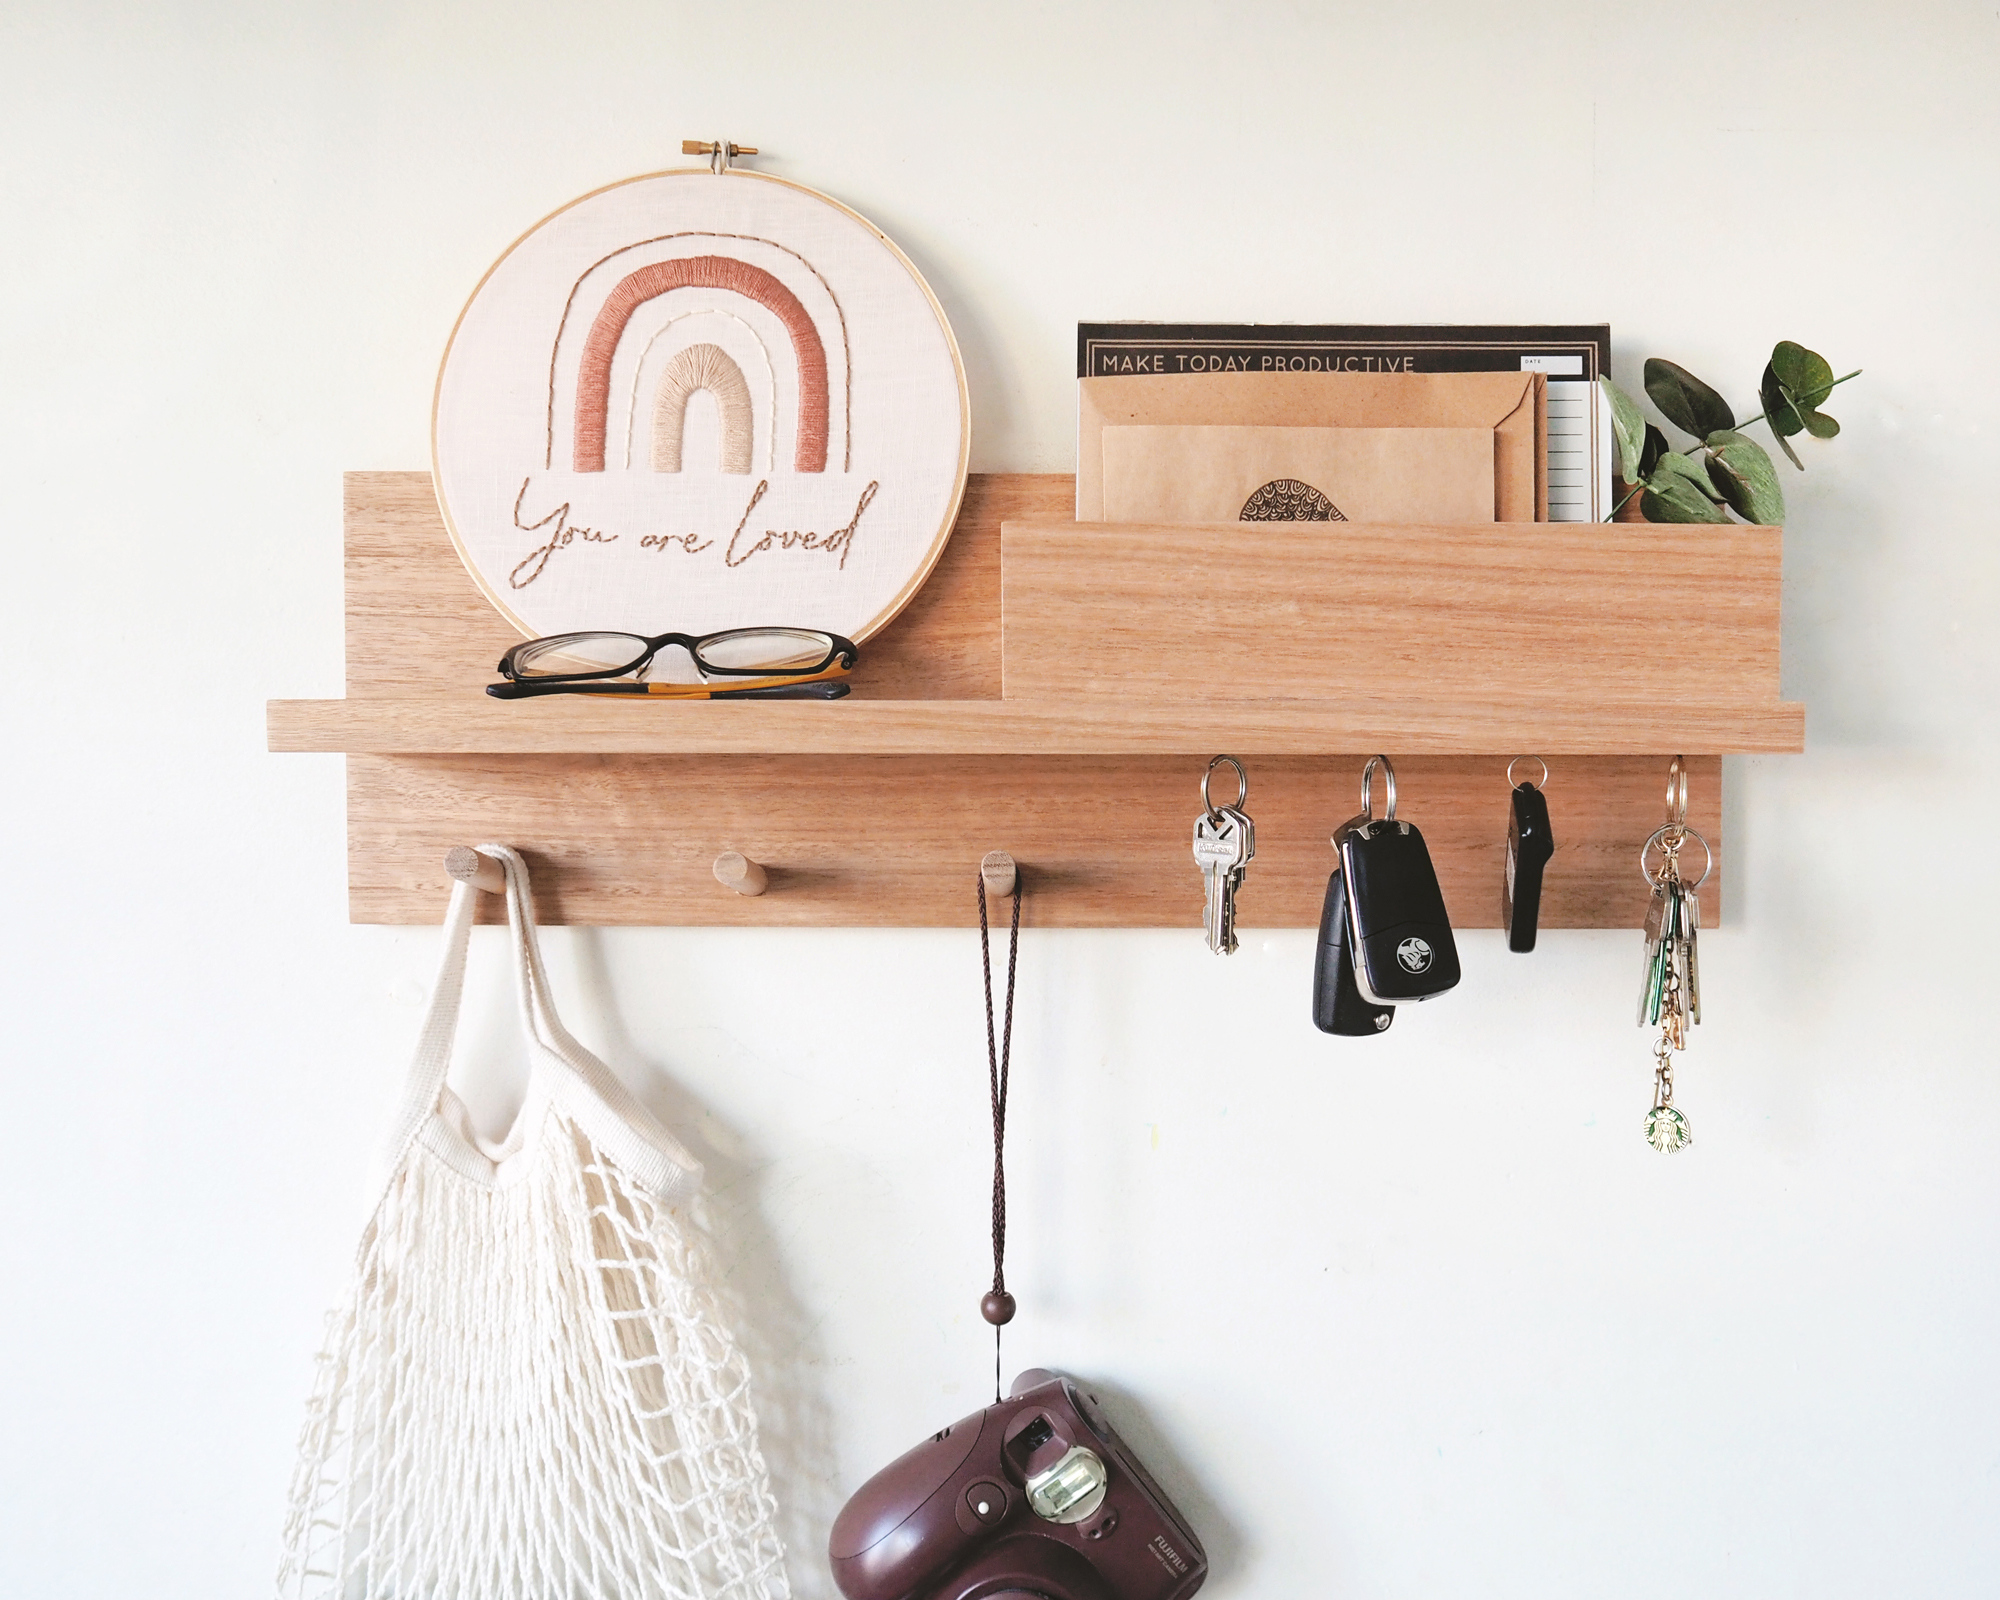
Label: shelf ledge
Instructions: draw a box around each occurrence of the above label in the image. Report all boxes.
[266,694,1804,757]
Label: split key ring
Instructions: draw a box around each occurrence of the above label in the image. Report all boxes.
[1202,754,1248,819]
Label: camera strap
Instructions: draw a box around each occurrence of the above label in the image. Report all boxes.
[977,872,1021,1402]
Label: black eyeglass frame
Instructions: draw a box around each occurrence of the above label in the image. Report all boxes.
[496,628,859,686]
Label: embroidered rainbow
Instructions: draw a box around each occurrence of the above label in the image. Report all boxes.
[652,344,754,473]
[572,255,830,473]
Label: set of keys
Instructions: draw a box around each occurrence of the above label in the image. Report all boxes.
[1638,758,1709,1153]
[1192,756,1256,954]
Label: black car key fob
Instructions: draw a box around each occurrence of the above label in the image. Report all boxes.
[1339,818,1461,1004]
[1504,781,1555,953]
[1312,869,1395,1036]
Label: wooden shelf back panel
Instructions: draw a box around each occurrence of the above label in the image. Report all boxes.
[298,472,1767,929]
[341,470,1070,701]
[347,753,1721,928]
[1000,519,1790,709]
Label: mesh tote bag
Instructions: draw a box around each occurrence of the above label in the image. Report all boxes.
[279,845,791,1600]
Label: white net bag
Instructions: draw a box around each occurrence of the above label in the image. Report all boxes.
[279,846,791,1600]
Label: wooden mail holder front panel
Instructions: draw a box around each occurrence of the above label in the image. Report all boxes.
[268,472,1787,926]
[1000,519,1792,712]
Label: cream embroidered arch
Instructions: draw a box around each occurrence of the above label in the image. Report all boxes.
[651,344,755,473]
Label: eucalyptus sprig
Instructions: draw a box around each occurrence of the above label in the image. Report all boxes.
[1600,341,1860,524]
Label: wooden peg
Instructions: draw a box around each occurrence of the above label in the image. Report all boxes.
[713,850,769,897]
[980,850,1018,898]
[444,846,507,895]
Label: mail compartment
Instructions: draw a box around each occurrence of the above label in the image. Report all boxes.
[998,518,1793,717]
[1077,369,1550,523]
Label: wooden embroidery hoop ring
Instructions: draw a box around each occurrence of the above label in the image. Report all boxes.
[429,165,972,647]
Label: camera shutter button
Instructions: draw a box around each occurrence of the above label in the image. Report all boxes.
[963,1480,1009,1527]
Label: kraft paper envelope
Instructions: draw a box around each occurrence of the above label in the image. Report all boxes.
[1101,426,1496,525]
[1078,370,1547,522]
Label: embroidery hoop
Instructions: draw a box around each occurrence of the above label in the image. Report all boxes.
[431,166,970,648]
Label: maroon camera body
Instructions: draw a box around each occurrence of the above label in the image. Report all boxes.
[829,1371,1207,1600]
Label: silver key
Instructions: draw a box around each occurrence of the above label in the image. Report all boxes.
[1219,803,1256,953]
[1678,880,1702,1026]
[1639,881,1672,1025]
[1193,808,1249,954]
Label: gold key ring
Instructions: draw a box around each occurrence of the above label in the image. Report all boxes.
[1202,754,1248,820]
[1641,824,1712,890]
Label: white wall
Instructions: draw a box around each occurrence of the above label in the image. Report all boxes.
[5,2,1998,1595]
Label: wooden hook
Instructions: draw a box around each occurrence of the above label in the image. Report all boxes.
[444,846,507,895]
[980,850,1018,898]
[713,850,770,897]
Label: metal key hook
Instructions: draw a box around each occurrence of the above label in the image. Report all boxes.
[1507,755,1549,791]
[1202,754,1248,820]
[1361,754,1397,823]
[1664,755,1688,829]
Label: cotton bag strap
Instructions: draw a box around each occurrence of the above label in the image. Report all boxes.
[385,845,701,1201]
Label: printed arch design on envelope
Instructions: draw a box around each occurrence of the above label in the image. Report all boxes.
[564,250,840,474]
[1241,478,1346,522]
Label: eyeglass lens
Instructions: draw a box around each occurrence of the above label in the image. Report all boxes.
[693,629,836,673]
[507,632,653,677]
[508,628,837,679]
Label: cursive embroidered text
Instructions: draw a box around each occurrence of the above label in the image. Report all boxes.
[509,479,617,588]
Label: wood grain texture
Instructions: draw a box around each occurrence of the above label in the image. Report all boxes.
[288,471,1777,927]
[270,693,1803,755]
[340,469,1069,701]
[1001,519,1796,713]
[346,754,1722,928]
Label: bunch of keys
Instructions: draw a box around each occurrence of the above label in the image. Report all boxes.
[1192,755,1255,954]
[1638,757,1710,1153]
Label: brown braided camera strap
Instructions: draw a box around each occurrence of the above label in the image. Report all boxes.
[977,872,1021,1402]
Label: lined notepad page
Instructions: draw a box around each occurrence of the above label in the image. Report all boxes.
[1522,356,1612,522]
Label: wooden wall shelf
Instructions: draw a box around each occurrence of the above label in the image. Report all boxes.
[267,472,1798,927]
[268,695,1800,758]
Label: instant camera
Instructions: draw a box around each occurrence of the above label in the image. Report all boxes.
[829,1370,1208,1600]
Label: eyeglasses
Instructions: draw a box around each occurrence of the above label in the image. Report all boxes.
[487,627,858,700]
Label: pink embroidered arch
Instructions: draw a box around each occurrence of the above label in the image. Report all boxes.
[572,255,829,473]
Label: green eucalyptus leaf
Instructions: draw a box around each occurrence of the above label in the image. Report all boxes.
[1760,368,1806,469]
[1655,450,1725,501]
[1760,361,1807,439]
[1601,377,1650,483]
[1645,358,1736,437]
[1640,423,1669,476]
[1642,473,1735,523]
[1765,341,1843,449]
[1704,429,1786,524]
[1770,341,1836,409]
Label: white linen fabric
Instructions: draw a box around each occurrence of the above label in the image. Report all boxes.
[278,846,790,1600]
